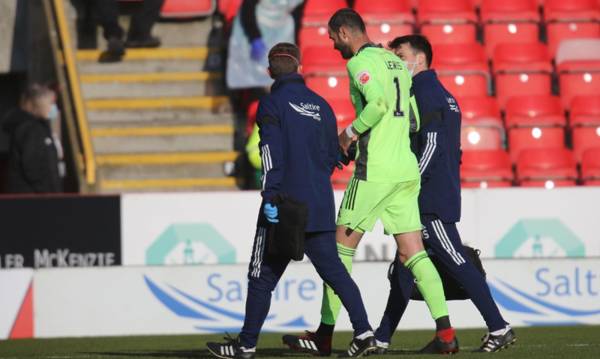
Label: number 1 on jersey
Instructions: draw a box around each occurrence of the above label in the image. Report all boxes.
[393,77,404,117]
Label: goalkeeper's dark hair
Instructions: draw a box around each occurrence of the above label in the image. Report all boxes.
[268,42,300,78]
[388,34,433,68]
[328,8,366,34]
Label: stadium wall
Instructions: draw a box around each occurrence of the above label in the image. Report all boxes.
[32,259,600,338]
[121,188,600,265]
[1,188,599,339]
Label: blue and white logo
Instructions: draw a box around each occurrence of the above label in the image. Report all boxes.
[144,272,318,333]
[488,264,600,326]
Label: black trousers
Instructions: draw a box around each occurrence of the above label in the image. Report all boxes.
[92,0,164,41]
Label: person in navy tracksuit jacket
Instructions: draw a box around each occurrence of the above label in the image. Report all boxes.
[207,42,373,359]
[373,35,516,353]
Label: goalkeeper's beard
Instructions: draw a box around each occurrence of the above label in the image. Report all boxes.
[335,43,354,59]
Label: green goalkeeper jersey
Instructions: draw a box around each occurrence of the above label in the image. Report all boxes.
[348,45,420,183]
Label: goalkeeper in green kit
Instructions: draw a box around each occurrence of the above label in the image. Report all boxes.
[283,8,458,355]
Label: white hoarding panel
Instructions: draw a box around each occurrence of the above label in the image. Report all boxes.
[122,188,600,264]
[34,259,600,338]
[0,269,33,339]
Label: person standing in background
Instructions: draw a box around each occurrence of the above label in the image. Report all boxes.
[3,84,62,193]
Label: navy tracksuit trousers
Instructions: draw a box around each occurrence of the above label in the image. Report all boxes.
[239,227,372,348]
[375,214,506,343]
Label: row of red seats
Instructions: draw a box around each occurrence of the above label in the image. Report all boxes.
[300,0,600,55]
[461,147,600,188]
[332,147,600,189]
[303,38,600,110]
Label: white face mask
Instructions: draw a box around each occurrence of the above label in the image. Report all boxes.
[405,61,418,77]
[47,104,59,121]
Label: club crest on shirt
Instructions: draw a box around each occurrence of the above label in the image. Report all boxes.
[357,71,371,85]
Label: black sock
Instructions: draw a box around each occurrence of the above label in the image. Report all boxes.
[316,322,335,337]
[435,315,451,331]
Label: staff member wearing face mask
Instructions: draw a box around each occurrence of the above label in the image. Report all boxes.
[3,84,63,193]
[373,34,516,354]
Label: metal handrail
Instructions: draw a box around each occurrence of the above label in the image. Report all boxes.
[51,0,96,186]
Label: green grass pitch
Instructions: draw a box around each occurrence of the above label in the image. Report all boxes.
[1,326,599,358]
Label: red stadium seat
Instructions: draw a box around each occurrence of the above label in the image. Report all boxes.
[559,71,600,109]
[332,163,354,189]
[516,148,577,187]
[302,46,346,75]
[303,0,347,25]
[298,25,331,52]
[439,73,488,97]
[161,0,215,17]
[492,43,552,73]
[366,23,413,46]
[461,149,513,187]
[419,0,476,22]
[495,73,552,110]
[461,118,505,150]
[418,0,477,44]
[432,43,488,72]
[354,0,414,24]
[572,126,600,162]
[245,100,259,136]
[218,0,241,25]
[581,147,600,184]
[480,0,540,22]
[544,0,600,22]
[570,95,600,126]
[458,96,500,120]
[329,99,355,130]
[483,23,540,58]
[420,23,477,45]
[508,127,565,162]
[505,95,565,128]
[306,75,350,102]
[547,22,600,58]
[555,39,600,73]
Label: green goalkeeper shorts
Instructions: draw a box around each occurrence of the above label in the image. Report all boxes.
[336,177,422,235]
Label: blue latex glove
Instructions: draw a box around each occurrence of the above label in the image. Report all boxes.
[250,38,267,62]
[263,203,279,223]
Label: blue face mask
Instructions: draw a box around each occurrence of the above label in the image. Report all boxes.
[47,104,59,121]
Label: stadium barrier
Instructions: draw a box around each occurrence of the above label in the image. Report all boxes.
[121,187,600,265]
[24,258,600,338]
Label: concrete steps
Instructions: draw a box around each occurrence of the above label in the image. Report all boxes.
[72,17,236,192]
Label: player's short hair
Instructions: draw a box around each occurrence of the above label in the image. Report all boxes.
[268,42,300,78]
[388,34,433,68]
[328,8,366,34]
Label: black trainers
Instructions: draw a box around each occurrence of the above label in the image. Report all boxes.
[282,331,332,356]
[98,37,125,63]
[339,335,377,357]
[419,335,459,354]
[375,339,389,355]
[476,328,517,352]
[206,334,256,359]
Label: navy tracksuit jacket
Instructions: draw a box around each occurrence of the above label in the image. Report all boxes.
[239,73,371,348]
[375,70,507,342]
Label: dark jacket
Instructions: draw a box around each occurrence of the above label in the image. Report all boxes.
[411,70,462,223]
[257,73,338,232]
[3,109,62,193]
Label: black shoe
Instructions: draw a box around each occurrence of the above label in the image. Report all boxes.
[282,331,332,356]
[206,334,255,359]
[126,36,161,48]
[419,335,459,354]
[338,335,377,357]
[98,37,125,63]
[476,328,517,352]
